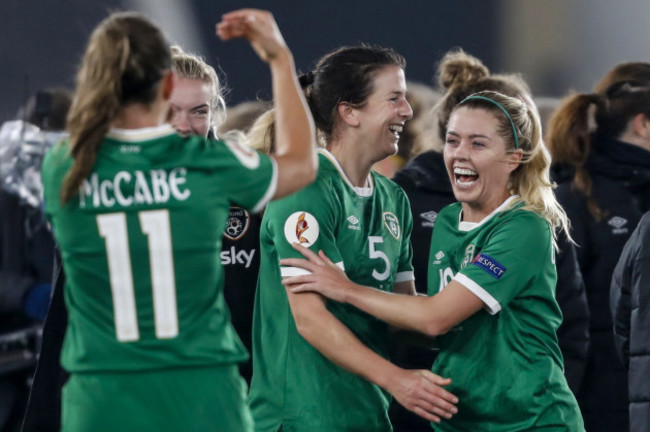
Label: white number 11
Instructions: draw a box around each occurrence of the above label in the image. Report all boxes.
[97,210,178,342]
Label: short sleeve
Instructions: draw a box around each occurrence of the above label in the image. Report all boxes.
[264,179,344,277]
[455,211,553,314]
[220,137,277,213]
[395,191,415,283]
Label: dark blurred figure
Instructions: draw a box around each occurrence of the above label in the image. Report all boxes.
[0,87,71,432]
[610,211,650,432]
[546,61,650,432]
[217,100,270,136]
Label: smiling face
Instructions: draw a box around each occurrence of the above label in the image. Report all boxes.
[444,106,522,222]
[353,65,413,162]
[169,77,213,138]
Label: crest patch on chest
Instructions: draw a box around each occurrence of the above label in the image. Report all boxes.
[382,212,401,240]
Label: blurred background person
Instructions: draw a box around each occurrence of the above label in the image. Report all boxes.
[218,100,271,136]
[546,61,650,432]
[0,87,71,432]
[610,210,650,432]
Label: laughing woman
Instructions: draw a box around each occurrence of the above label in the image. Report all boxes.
[283,91,585,431]
[248,45,459,432]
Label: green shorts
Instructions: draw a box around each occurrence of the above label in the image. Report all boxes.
[62,364,253,432]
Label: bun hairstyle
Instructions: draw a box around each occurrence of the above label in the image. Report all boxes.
[546,62,650,219]
[434,49,530,144]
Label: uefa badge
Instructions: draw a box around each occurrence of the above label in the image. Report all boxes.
[382,212,401,240]
[461,244,476,269]
[284,211,320,247]
[224,207,251,240]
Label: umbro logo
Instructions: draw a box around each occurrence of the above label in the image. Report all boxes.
[347,215,360,230]
[433,250,445,265]
[420,211,438,228]
[608,216,629,235]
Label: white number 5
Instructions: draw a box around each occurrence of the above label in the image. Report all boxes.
[97,210,178,342]
[368,236,390,281]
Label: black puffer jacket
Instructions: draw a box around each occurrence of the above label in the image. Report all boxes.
[553,134,650,432]
[611,211,650,432]
[390,151,589,431]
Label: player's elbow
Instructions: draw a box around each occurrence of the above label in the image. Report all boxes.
[422,318,453,338]
[294,312,321,342]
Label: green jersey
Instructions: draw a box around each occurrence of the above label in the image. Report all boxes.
[249,150,414,432]
[42,125,276,373]
[428,197,584,431]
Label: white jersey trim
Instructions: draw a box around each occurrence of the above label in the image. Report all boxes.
[458,195,519,232]
[107,125,176,141]
[252,157,278,214]
[319,149,374,197]
[395,271,415,283]
[454,273,501,315]
[281,261,345,277]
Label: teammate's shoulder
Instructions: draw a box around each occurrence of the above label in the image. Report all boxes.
[438,201,462,217]
[372,171,410,196]
[43,138,72,171]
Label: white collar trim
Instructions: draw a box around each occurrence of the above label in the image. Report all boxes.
[319,148,374,197]
[458,195,519,232]
[106,124,176,142]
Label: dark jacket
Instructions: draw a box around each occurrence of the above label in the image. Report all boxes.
[391,151,589,431]
[610,211,650,432]
[553,134,650,432]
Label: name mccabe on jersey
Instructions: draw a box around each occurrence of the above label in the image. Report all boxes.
[78,168,190,208]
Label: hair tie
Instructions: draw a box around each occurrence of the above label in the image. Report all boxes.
[298,71,315,89]
[460,95,519,149]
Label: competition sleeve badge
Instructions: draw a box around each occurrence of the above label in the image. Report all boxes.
[284,211,319,247]
[224,207,250,240]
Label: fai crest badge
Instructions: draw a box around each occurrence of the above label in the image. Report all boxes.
[383,212,401,240]
[284,211,320,247]
[461,244,476,269]
[224,207,251,240]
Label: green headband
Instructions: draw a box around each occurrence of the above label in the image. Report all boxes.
[459,95,519,149]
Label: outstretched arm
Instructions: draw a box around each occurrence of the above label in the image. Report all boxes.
[216,9,317,199]
[282,243,484,337]
[286,284,458,423]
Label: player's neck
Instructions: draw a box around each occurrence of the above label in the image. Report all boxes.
[112,100,169,130]
[326,141,372,187]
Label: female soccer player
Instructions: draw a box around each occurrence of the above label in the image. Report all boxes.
[283,91,585,431]
[41,9,316,432]
[248,45,458,431]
